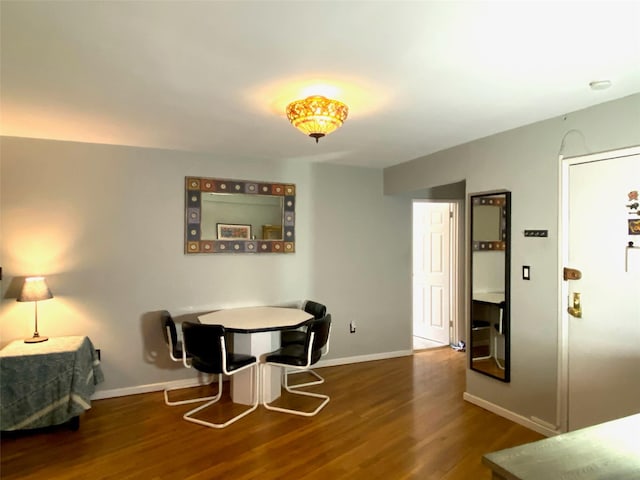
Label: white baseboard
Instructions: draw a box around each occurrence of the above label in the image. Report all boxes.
[463,392,561,437]
[92,376,221,400]
[314,350,413,368]
[92,350,413,400]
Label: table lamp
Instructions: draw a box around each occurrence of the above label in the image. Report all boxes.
[17,276,53,343]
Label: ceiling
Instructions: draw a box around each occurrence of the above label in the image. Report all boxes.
[1,1,639,169]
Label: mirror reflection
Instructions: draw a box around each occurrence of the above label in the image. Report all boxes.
[201,193,283,240]
[185,177,296,254]
[470,191,510,382]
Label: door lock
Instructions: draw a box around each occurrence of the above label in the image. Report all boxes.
[563,267,582,281]
[568,292,582,318]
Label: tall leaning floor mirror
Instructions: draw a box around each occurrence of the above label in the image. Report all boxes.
[469,191,511,382]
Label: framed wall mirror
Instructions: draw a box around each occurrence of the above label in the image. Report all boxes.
[185,176,296,254]
[469,191,510,382]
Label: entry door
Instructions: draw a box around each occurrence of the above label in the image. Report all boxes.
[413,202,451,344]
[567,151,640,430]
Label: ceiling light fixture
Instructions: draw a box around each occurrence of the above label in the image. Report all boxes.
[286,95,349,143]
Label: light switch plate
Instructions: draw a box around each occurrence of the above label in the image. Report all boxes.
[523,265,530,280]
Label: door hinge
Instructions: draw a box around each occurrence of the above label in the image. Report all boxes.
[563,267,582,281]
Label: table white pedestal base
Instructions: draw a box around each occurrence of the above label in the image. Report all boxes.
[198,306,312,407]
[232,331,280,405]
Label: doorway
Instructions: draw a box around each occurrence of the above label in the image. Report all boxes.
[412,201,459,350]
[561,146,640,431]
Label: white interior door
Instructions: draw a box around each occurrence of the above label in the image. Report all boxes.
[413,202,451,345]
[567,151,640,431]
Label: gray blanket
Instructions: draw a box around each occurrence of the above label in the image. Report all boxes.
[0,336,104,430]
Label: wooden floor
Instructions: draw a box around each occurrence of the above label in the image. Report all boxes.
[1,348,543,479]
[471,357,506,378]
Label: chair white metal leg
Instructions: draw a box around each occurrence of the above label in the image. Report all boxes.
[183,362,259,428]
[285,368,325,389]
[283,342,329,389]
[492,330,505,370]
[483,326,507,369]
[492,310,506,370]
[261,363,330,417]
[163,374,218,406]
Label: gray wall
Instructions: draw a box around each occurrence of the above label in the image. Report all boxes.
[384,93,640,426]
[310,163,412,357]
[0,137,410,392]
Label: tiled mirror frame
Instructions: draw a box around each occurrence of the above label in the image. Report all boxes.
[471,195,507,251]
[185,176,296,254]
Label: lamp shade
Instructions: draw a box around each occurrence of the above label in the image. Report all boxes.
[17,277,53,303]
[286,95,349,143]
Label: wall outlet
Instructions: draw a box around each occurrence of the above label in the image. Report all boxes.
[350,321,356,333]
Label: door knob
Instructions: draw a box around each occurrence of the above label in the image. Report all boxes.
[567,292,582,318]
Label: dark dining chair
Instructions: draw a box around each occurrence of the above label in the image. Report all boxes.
[180,322,259,428]
[161,311,216,406]
[262,314,331,417]
[471,319,492,360]
[280,300,328,388]
[161,310,184,363]
[280,300,327,345]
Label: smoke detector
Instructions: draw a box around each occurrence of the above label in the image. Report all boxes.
[589,80,612,90]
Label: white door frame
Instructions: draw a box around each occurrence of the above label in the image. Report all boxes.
[450,201,460,344]
[412,200,460,346]
[557,144,640,432]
